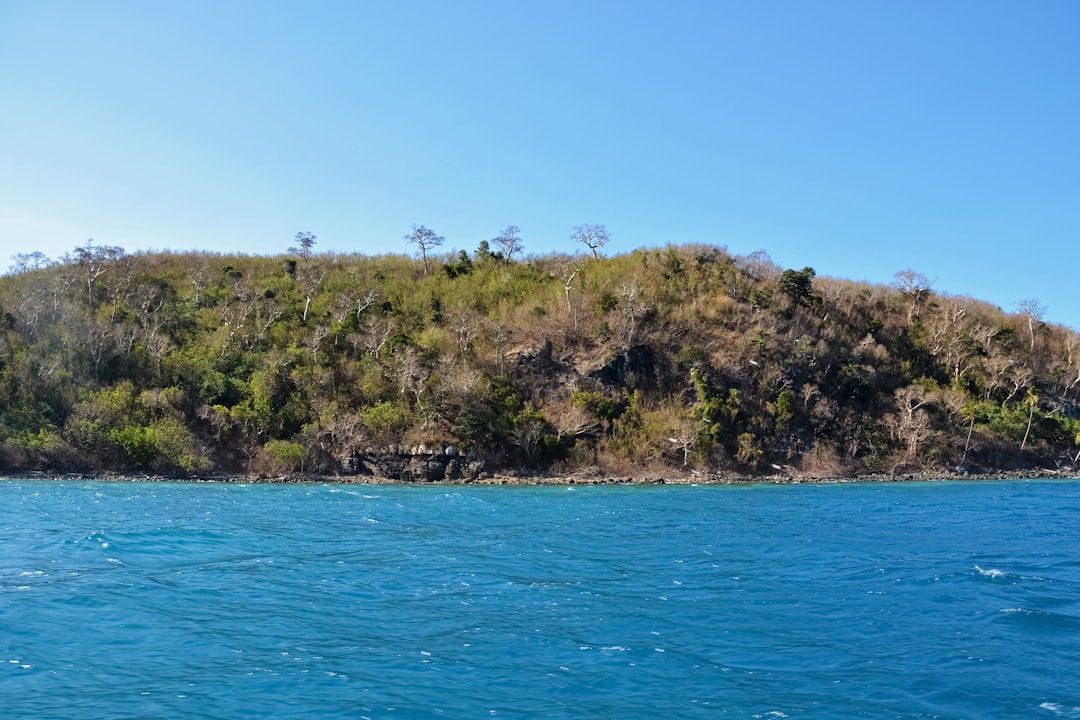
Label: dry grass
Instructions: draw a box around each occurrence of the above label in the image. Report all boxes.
[797,442,851,478]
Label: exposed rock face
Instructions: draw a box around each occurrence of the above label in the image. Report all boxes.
[510,340,578,396]
[582,344,676,393]
[341,449,483,482]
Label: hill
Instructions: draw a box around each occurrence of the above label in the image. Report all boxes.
[1,240,1078,480]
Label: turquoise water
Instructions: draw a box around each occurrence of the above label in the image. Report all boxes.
[1,479,1079,719]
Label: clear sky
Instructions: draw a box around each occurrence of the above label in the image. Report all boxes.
[2,0,1078,328]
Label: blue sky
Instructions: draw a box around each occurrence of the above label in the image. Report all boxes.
[2,0,1078,328]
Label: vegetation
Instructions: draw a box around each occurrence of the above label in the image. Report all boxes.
[2,236,1078,478]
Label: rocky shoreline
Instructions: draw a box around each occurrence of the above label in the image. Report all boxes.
[3,467,1076,486]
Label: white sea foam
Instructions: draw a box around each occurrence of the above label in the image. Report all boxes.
[1039,702,1080,717]
[974,565,1005,578]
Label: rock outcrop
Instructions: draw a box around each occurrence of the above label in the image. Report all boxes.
[341,446,484,482]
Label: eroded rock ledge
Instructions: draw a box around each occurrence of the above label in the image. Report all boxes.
[4,466,1075,486]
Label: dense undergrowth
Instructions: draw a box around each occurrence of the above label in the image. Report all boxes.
[1,240,1078,477]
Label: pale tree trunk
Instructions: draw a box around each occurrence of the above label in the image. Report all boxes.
[1020,398,1036,451]
[961,413,975,466]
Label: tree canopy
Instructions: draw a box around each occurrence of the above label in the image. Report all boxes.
[1,239,1077,479]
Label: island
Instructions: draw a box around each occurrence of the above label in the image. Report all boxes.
[2,237,1078,483]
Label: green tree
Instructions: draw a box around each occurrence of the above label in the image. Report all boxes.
[288,231,317,260]
[777,267,815,307]
[261,439,306,473]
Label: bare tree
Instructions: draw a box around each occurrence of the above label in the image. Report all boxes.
[303,325,331,364]
[666,415,699,468]
[492,225,523,265]
[73,238,125,302]
[330,288,379,326]
[491,322,511,373]
[1016,298,1045,352]
[550,401,600,442]
[970,324,1000,355]
[549,256,580,320]
[511,406,549,463]
[289,231,317,260]
[1064,335,1080,399]
[297,261,327,324]
[892,269,933,324]
[892,384,933,456]
[405,225,444,275]
[616,280,650,344]
[8,251,52,275]
[926,298,975,384]
[445,306,484,357]
[188,254,219,308]
[570,224,609,259]
[1004,363,1034,404]
[398,347,431,409]
[358,317,394,358]
[73,313,115,377]
[737,250,780,282]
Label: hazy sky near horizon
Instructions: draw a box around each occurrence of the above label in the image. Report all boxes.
[2,1,1078,328]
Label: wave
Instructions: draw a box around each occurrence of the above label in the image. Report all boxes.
[999,607,1080,630]
[974,564,1005,578]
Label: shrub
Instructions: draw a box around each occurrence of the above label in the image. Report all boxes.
[260,439,306,474]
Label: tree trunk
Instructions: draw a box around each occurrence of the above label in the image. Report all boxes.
[1020,400,1035,450]
[961,414,975,465]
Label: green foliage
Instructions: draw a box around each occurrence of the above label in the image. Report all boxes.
[774,388,795,432]
[261,439,306,473]
[360,401,408,444]
[692,368,741,442]
[735,432,763,467]
[443,250,473,279]
[777,267,816,307]
[570,390,623,430]
[111,425,157,467]
[0,243,1076,477]
[609,390,666,465]
[148,417,210,472]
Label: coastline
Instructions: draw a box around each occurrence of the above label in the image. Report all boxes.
[3,467,1076,486]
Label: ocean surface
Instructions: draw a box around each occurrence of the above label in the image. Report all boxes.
[1,479,1079,719]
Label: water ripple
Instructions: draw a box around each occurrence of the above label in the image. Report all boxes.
[2,478,1080,718]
